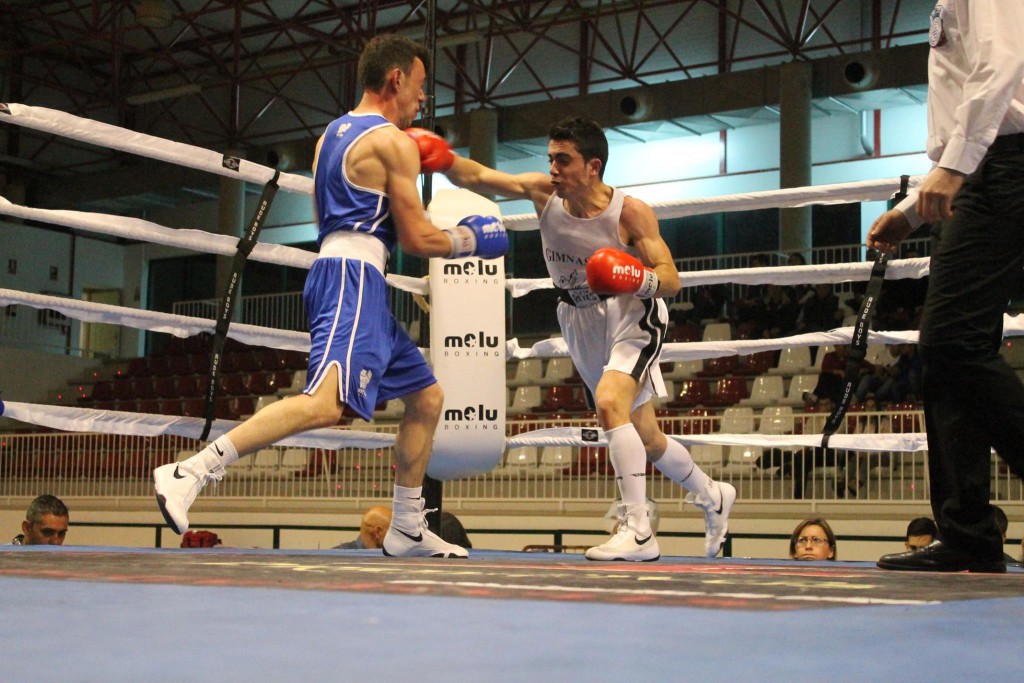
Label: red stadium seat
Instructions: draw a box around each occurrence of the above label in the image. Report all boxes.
[667,379,711,409]
[706,377,749,407]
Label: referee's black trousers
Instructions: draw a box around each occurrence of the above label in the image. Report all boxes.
[919,136,1024,559]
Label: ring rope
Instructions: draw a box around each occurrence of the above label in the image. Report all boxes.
[0,103,313,195]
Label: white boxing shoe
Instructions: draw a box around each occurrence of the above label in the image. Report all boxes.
[382,498,468,558]
[585,504,660,562]
[153,462,223,535]
[688,481,737,558]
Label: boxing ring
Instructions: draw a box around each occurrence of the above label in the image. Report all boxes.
[3,104,1024,682]
[7,102,1024,512]
[5,102,1024,504]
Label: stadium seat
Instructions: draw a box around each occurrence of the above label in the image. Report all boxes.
[508,358,544,387]
[667,379,711,409]
[706,377,749,407]
[697,355,738,378]
[769,347,812,376]
[735,351,775,376]
[779,373,819,406]
[538,446,573,475]
[536,385,586,413]
[759,406,795,434]
[740,374,785,408]
[509,386,543,415]
[252,448,281,476]
[499,447,539,476]
[280,448,309,477]
[702,322,732,342]
[680,408,714,435]
[541,357,579,385]
[719,406,755,434]
[661,359,702,380]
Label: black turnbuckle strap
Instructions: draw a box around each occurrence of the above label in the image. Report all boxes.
[820,253,889,448]
[819,175,909,448]
[200,170,280,441]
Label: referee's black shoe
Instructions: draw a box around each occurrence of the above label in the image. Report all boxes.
[877,540,1006,573]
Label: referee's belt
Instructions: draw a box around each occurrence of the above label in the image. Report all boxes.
[556,287,611,307]
[990,132,1024,154]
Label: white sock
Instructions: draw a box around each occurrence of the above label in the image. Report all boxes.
[606,424,648,510]
[189,435,238,474]
[392,484,423,530]
[654,439,720,505]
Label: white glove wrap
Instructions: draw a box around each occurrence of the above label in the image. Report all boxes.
[444,226,477,259]
[635,270,659,299]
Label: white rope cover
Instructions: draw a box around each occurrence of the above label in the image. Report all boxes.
[0,103,314,195]
[501,175,926,230]
[506,426,929,452]
[0,401,395,450]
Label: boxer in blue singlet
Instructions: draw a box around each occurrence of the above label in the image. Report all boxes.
[154,35,507,558]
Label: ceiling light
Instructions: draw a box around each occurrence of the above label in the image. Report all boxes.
[135,0,173,29]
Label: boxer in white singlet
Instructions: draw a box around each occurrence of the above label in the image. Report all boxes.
[442,116,736,560]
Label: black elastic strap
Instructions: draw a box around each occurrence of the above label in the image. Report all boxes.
[200,171,280,441]
[820,253,889,448]
[819,175,909,448]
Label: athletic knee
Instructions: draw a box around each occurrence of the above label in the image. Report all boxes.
[594,394,628,427]
[406,382,444,421]
[308,401,344,429]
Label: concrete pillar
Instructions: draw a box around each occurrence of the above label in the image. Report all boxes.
[217,150,246,316]
[468,107,498,173]
[779,61,813,260]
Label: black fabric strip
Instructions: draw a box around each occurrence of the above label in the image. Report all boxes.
[819,175,908,448]
[200,171,281,441]
[820,252,890,448]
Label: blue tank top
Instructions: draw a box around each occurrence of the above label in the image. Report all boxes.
[314,112,396,250]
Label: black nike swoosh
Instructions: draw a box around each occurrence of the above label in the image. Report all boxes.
[395,528,423,543]
[635,534,652,545]
[173,465,187,480]
[715,499,724,515]
[214,445,225,457]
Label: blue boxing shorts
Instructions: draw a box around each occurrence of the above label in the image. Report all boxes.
[302,256,436,420]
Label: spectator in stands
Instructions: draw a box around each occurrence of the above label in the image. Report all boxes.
[789,517,837,561]
[839,286,866,322]
[683,285,727,326]
[877,247,928,331]
[12,494,69,546]
[804,344,875,407]
[757,284,799,339]
[731,255,769,336]
[852,396,891,435]
[181,530,223,548]
[784,252,813,303]
[992,506,1021,567]
[855,344,921,405]
[333,505,393,550]
[905,517,937,552]
[439,511,473,549]
[796,283,841,334]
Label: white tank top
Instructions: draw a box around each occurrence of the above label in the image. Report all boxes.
[539,187,637,306]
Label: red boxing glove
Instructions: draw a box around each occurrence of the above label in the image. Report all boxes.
[586,247,659,299]
[406,127,455,173]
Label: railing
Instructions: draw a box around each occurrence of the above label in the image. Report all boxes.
[172,286,425,341]
[2,410,1020,505]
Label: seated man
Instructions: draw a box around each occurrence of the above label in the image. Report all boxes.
[904,516,937,552]
[12,494,69,546]
[333,506,393,550]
